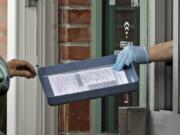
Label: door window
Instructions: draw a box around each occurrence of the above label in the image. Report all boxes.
[154,0,173,112]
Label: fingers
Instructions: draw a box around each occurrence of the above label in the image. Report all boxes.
[7,59,37,78]
[115,54,127,70]
[125,56,132,66]
[113,52,123,70]
[12,70,36,79]
[113,52,127,71]
[17,60,37,76]
[113,49,134,71]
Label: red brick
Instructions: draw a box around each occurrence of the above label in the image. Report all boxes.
[0,35,7,45]
[59,105,69,132]
[0,20,7,33]
[0,5,7,16]
[59,27,90,42]
[59,0,91,7]
[59,27,66,42]
[59,9,91,24]
[68,101,90,131]
[59,100,90,132]
[0,0,7,6]
[0,9,7,17]
[60,45,90,60]
[0,44,6,59]
[0,0,7,60]
[58,0,92,133]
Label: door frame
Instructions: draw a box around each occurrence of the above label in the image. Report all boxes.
[91,0,148,134]
[7,0,58,135]
[148,0,180,135]
[173,0,180,114]
[139,0,148,108]
[91,0,102,134]
[7,0,18,134]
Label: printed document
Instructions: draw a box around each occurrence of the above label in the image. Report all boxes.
[48,66,128,96]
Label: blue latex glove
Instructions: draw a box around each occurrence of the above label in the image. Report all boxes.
[113,45,148,71]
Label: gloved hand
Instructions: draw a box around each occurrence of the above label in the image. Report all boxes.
[112,45,149,71]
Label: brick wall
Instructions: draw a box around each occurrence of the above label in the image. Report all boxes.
[58,0,91,133]
[0,0,7,60]
[0,0,7,133]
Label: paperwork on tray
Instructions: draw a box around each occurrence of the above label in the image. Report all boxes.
[48,66,128,96]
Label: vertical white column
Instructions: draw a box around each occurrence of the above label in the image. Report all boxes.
[7,0,17,135]
[173,0,180,113]
[148,0,156,111]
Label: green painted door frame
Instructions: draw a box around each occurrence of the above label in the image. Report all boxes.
[105,1,116,132]
[139,0,148,107]
[91,0,102,134]
[102,0,116,132]
[91,0,148,134]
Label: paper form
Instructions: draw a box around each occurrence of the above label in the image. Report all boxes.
[48,66,128,96]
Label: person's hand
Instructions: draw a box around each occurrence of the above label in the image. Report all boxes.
[112,45,149,71]
[7,59,37,78]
